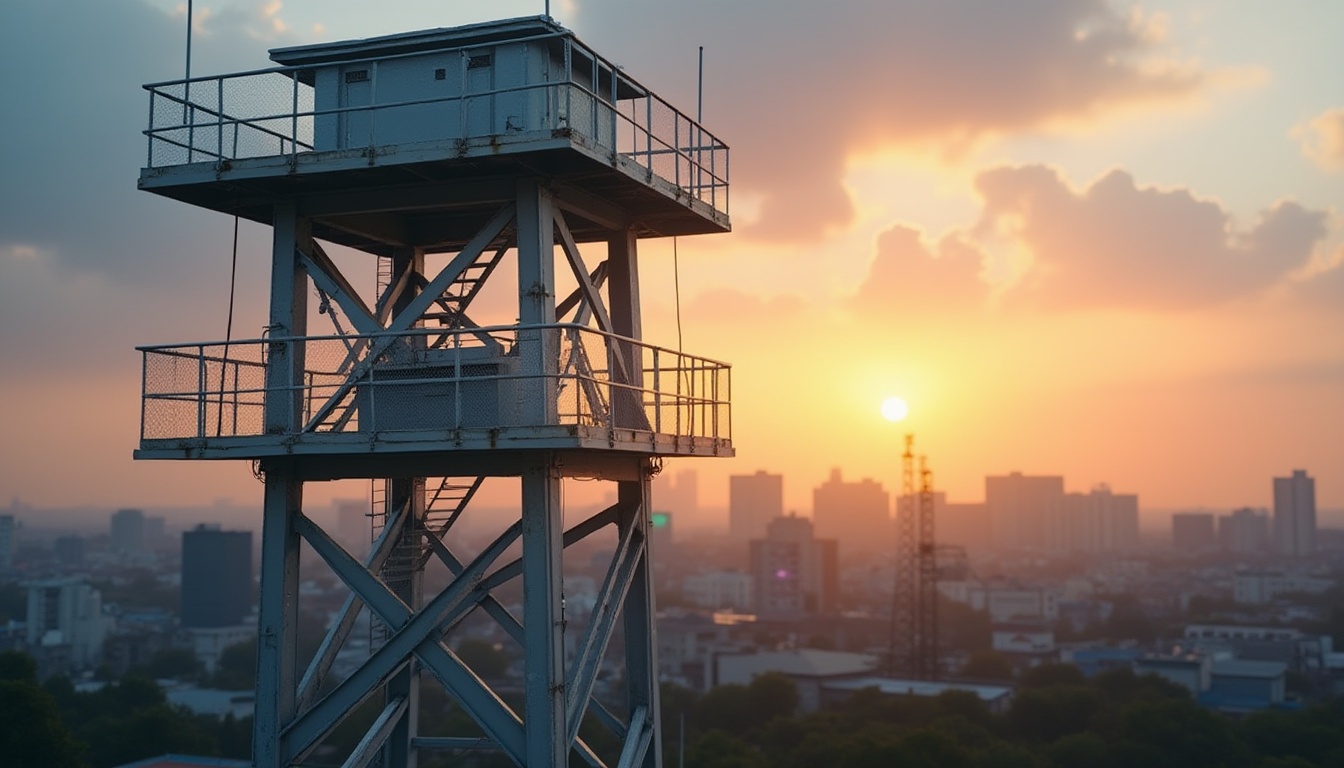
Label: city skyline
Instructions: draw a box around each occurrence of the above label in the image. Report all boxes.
[1,0,1341,513]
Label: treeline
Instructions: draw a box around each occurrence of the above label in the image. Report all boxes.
[0,651,250,768]
[657,665,1343,768]
[5,647,1341,768]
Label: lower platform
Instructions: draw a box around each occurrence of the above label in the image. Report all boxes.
[136,423,732,478]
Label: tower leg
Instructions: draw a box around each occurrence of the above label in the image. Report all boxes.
[523,454,566,767]
[254,465,301,767]
[619,473,662,768]
[385,477,424,767]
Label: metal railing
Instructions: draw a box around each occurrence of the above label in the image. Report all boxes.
[138,324,730,446]
[143,33,729,216]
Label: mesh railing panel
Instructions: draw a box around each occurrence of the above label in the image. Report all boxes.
[139,326,729,445]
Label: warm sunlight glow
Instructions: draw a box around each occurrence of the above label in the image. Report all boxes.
[881,396,910,423]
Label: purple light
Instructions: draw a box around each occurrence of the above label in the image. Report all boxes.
[775,569,789,580]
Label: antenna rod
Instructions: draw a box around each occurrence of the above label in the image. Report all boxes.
[183,1,193,123]
[697,46,704,123]
[185,0,193,83]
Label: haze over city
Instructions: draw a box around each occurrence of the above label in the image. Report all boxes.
[2,0,1341,516]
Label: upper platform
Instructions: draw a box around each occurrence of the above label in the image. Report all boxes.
[138,16,729,255]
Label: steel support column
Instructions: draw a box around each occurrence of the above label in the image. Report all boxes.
[255,199,308,767]
[618,474,661,768]
[255,466,302,767]
[522,454,566,767]
[384,245,426,767]
[515,179,558,425]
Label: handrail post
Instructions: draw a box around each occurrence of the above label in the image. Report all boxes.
[147,91,156,167]
[140,351,149,441]
[197,346,207,438]
[652,348,660,434]
[217,77,224,161]
[186,83,195,164]
[291,72,299,161]
[674,111,681,192]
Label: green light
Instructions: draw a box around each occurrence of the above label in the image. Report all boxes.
[651,513,670,528]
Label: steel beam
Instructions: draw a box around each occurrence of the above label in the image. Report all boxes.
[287,514,527,762]
[302,202,516,431]
[296,501,409,710]
[341,697,408,768]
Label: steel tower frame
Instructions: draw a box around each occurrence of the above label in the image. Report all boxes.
[250,189,670,767]
[132,17,733,767]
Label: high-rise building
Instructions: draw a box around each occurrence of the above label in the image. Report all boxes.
[25,579,111,669]
[936,497,991,555]
[1087,485,1140,552]
[749,515,838,617]
[109,508,146,554]
[1171,513,1218,554]
[1273,470,1316,557]
[181,525,254,628]
[985,473,1065,552]
[0,514,14,571]
[1219,508,1269,555]
[653,469,698,520]
[53,535,85,566]
[729,471,783,541]
[143,515,166,552]
[813,468,891,556]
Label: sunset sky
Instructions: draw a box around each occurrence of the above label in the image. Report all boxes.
[1,0,1340,522]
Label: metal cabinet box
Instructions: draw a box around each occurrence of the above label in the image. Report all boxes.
[356,348,519,432]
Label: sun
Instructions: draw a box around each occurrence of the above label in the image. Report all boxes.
[880,396,909,423]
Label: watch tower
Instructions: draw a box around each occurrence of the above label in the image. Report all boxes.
[134,16,730,767]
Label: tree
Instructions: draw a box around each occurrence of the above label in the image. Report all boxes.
[958,651,1014,681]
[1116,698,1249,768]
[211,639,257,690]
[0,650,38,683]
[694,684,753,735]
[1005,686,1103,743]
[141,647,203,680]
[1048,732,1117,768]
[686,730,766,768]
[1017,662,1086,689]
[747,672,799,723]
[0,679,84,768]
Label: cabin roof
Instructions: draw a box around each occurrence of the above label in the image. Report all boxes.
[269,16,567,67]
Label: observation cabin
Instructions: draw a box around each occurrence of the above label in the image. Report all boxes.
[133,15,731,768]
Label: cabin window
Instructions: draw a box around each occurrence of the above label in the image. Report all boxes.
[344,70,369,83]
[467,54,492,70]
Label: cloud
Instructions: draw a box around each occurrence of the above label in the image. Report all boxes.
[853,225,990,316]
[686,288,807,324]
[0,0,287,381]
[1296,107,1344,172]
[968,165,1331,309]
[571,0,1205,240]
[845,165,1339,315]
